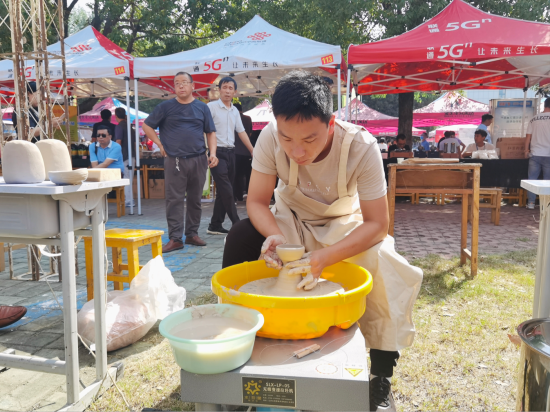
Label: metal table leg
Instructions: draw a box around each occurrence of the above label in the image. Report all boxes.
[91,197,107,378]
[59,200,80,404]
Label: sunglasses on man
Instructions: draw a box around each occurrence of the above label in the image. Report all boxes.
[97,133,109,138]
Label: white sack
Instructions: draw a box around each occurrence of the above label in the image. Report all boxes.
[78,256,186,352]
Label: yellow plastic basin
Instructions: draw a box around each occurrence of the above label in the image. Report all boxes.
[211,260,373,340]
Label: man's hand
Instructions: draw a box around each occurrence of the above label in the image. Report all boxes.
[159,145,167,158]
[525,149,530,158]
[208,153,219,168]
[259,234,286,269]
[249,148,254,158]
[284,250,328,290]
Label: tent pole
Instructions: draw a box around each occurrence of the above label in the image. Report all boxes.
[125,77,134,215]
[337,66,341,120]
[520,76,529,137]
[345,68,351,122]
[134,78,142,215]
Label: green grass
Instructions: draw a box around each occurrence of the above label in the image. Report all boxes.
[392,249,535,411]
[89,251,536,411]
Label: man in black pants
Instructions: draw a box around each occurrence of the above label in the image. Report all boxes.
[232,103,253,201]
[222,71,422,412]
[143,72,218,252]
[207,78,254,234]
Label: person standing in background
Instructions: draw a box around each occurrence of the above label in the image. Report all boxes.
[142,72,218,252]
[114,107,136,208]
[477,114,493,144]
[524,98,550,210]
[232,103,254,201]
[420,132,430,151]
[11,81,64,142]
[207,77,254,235]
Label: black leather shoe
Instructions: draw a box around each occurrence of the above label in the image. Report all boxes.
[370,376,396,412]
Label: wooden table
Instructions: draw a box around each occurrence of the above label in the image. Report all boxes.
[141,158,164,199]
[388,162,482,276]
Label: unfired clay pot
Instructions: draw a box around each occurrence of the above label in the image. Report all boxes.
[49,169,88,185]
[36,139,72,181]
[3,140,45,184]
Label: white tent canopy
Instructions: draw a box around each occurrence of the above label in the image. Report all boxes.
[133,15,344,97]
[0,26,165,99]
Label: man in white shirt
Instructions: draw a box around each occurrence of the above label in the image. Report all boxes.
[207,77,254,234]
[462,129,495,157]
[525,98,550,209]
[477,114,493,144]
[437,131,465,153]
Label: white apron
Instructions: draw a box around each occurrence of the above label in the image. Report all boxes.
[271,120,423,351]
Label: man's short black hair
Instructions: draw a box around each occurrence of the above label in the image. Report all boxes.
[481,114,493,122]
[219,77,237,90]
[234,103,243,112]
[100,109,112,121]
[174,72,193,82]
[545,98,550,108]
[395,134,406,141]
[443,130,455,138]
[272,71,333,125]
[26,81,37,94]
[474,129,488,138]
[96,125,111,135]
[114,107,126,119]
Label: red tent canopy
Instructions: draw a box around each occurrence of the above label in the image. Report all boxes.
[349,0,550,95]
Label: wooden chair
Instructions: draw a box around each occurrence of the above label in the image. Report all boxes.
[84,228,164,301]
[501,188,527,207]
[108,186,125,218]
[469,188,502,226]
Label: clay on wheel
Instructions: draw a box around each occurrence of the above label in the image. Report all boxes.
[239,244,345,297]
[3,141,45,184]
[36,139,72,180]
[271,245,305,294]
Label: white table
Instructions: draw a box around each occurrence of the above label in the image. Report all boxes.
[0,178,128,411]
[521,180,550,318]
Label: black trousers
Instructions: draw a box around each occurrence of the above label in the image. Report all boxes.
[233,154,252,201]
[210,149,240,227]
[223,218,400,377]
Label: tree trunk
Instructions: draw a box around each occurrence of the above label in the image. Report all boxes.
[398,92,414,148]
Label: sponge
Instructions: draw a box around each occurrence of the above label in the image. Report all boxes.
[85,169,121,182]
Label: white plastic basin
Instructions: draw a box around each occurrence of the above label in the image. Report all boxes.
[159,304,264,374]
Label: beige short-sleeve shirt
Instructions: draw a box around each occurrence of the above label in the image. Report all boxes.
[252,120,387,204]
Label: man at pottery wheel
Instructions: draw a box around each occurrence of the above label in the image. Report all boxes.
[223,71,423,412]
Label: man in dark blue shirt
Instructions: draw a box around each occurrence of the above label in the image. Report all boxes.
[143,71,218,252]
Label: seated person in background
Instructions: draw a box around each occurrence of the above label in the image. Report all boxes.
[378,137,388,151]
[388,134,411,153]
[89,126,125,176]
[438,131,465,152]
[462,130,495,157]
[91,109,115,143]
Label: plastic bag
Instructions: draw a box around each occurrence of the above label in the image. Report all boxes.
[77,256,186,352]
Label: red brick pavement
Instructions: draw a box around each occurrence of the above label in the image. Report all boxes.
[393,202,540,258]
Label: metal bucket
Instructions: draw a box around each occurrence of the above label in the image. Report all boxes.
[517,319,550,411]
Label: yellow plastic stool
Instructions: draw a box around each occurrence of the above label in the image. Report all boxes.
[84,228,164,301]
